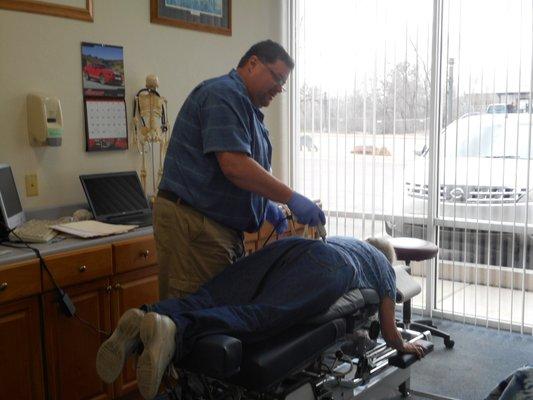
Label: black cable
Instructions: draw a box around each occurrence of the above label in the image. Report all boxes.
[74,313,110,337]
[0,221,15,240]
[262,214,291,247]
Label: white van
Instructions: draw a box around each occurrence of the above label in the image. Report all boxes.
[387,114,533,268]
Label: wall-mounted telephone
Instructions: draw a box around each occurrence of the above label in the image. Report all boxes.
[27,93,64,146]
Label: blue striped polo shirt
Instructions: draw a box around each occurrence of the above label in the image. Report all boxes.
[159,69,272,232]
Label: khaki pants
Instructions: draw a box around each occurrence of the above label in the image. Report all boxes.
[153,195,244,300]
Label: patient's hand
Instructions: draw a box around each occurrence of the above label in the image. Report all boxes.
[401,342,426,359]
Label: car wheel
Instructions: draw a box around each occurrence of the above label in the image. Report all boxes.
[99,75,106,85]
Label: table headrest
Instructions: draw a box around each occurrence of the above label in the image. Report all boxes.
[394,265,422,302]
[389,237,438,262]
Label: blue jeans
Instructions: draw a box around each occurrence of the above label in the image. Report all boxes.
[145,237,356,361]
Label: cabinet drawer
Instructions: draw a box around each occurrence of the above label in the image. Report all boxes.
[0,260,41,304]
[42,245,112,291]
[113,236,157,273]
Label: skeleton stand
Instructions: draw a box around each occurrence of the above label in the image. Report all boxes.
[132,75,169,202]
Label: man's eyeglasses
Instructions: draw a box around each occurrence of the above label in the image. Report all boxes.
[259,60,287,90]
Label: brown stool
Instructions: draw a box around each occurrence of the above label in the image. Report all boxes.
[389,237,455,349]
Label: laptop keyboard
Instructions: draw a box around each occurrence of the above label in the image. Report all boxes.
[106,213,153,227]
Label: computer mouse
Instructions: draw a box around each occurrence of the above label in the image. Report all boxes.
[73,209,93,221]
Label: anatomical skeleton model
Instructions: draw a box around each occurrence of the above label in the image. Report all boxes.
[132,75,169,201]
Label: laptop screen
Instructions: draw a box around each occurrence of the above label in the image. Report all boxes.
[79,171,150,220]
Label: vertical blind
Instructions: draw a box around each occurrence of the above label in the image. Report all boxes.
[292,0,533,334]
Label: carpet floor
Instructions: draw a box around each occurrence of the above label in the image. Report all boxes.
[395,317,533,399]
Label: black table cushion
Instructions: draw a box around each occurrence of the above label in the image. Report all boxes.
[178,289,380,387]
[179,334,242,379]
[388,339,434,368]
[230,318,346,391]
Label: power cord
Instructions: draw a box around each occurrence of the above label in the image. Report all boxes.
[262,214,292,247]
[0,221,109,337]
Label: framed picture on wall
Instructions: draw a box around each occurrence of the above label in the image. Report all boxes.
[0,0,93,22]
[150,0,231,36]
[84,98,128,152]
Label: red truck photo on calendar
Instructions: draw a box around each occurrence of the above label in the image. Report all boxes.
[81,42,125,98]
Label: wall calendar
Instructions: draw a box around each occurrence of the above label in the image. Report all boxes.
[84,99,128,151]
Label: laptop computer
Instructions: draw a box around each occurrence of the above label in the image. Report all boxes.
[79,171,153,227]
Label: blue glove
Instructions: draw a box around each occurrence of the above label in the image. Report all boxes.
[265,201,288,234]
[287,192,326,227]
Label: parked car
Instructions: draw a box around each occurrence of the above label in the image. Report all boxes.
[387,114,533,268]
[486,103,514,113]
[83,63,123,85]
[299,134,318,151]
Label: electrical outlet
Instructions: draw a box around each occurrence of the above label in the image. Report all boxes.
[25,174,38,196]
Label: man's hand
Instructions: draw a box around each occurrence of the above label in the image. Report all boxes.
[400,342,426,359]
[287,192,326,227]
[265,201,288,234]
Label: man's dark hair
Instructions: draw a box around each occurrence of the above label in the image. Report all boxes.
[238,40,294,69]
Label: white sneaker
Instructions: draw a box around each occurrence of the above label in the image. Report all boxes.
[96,308,145,383]
[137,312,177,400]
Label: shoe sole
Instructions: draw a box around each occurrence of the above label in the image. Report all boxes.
[96,308,144,383]
[137,313,176,400]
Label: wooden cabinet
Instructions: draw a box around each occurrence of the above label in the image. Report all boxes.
[113,236,157,274]
[110,266,159,397]
[110,239,159,397]
[43,277,112,400]
[0,259,41,303]
[37,236,159,400]
[42,245,113,291]
[0,296,44,400]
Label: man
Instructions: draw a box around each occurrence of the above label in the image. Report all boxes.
[96,236,426,400]
[155,40,325,299]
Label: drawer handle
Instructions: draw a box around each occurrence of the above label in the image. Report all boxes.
[140,249,150,259]
[79,265,87,272]
[0,282,7,291]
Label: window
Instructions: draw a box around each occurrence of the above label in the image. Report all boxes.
[292,0,533,333]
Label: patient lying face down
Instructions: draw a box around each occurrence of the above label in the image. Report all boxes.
[96,236,425,399]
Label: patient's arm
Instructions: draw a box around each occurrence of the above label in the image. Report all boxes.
[378,296,425,358]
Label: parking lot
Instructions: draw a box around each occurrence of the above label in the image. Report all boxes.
[295,130,533,331]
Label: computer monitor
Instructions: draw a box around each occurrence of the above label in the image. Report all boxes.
[0,163,25,230]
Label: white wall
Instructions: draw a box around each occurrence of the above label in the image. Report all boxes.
[0,0,288,211]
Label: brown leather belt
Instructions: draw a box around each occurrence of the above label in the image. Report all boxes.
[157,189,191,207]
[158,189,245,241]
